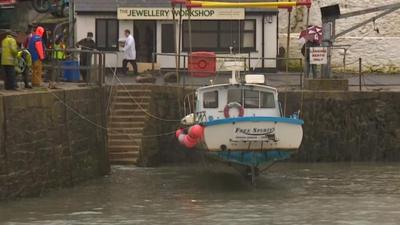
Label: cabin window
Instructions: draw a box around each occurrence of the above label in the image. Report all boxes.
[244,90,259,108]
[228,89,242,105]
[260,92,275,108]
[203,91,218,108]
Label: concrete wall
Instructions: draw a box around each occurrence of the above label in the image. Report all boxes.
[0,88,109,200]
[278,0,400,72]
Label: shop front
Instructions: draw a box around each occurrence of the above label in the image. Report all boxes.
[75,0,278,72]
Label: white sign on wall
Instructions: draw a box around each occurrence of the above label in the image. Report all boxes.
[118,8,245,20]
[310,47,328,65]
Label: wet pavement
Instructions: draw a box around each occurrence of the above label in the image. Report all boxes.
[106,72,400,92]
[1,72,400,95]
[1,163,400,225]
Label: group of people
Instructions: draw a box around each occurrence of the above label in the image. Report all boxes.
[1,27,138,91]
[1,26,46,90]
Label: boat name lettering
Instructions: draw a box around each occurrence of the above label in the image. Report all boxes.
[234,127,275,136]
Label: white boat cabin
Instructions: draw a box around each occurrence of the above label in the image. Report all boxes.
[196,84,281,122]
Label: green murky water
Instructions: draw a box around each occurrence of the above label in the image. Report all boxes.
[1,163,400,225]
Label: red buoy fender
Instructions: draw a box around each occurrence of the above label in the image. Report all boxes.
[224,102,244,118]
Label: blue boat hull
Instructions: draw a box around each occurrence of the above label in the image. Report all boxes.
[206,150,294,168]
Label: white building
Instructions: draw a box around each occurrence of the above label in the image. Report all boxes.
[75,0,280,72]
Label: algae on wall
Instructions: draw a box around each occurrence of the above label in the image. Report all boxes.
[281,91,400,162]
[0,88,109,200]
[139,86,201,166]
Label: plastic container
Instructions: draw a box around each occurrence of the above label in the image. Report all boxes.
[63,60,80,82]
[188,52,216,77]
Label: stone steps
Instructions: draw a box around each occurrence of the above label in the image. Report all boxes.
[109,158,139,165]
[114,96,152,102]
[108,133,143,139]
[107,127,144,133]
[112,102,150,110]
[107,86,152,165]
[109,139,142,146]
[109,151,140,160]
[109,115,147,123]
[108,144,141,152]
[110,109,149,116]
[115,89,152,97]
[108,121,146,128]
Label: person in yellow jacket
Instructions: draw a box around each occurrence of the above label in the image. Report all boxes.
[49,37,66,89]
[1,31,18,90]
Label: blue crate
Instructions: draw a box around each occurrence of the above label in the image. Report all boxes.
[63,60,80,82]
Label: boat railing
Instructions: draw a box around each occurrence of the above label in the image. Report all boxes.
[195,111,207,123]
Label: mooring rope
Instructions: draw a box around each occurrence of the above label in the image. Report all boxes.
[112,74,182,122]
[48,90,180,139]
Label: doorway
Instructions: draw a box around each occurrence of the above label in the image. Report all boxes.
[134,21,156,63]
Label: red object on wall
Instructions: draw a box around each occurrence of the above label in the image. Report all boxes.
[188,52,216,77]
[0,0,16,6]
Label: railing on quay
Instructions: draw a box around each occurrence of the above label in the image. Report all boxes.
[151,52,305,89]
[42,48,107,87]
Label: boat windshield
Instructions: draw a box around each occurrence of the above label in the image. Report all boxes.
[203,90,219,108]
[227,88,275,109]
[227,89,242,105]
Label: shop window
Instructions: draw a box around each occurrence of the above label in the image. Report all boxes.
[95,19,119,51]
[183,20,256,52]
[203,91,219,108]
[162,24,175,53]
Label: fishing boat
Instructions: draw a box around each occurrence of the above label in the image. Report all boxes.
[172,0,308,183]
[176,67,304,183]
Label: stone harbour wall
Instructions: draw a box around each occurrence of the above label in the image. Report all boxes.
[278,0,400,72]
[139,86,400,164]
[0,88,109,200]
[139,86,200,166]
[281,91,400,162]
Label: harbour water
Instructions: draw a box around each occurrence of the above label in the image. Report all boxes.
[1,163,400,225]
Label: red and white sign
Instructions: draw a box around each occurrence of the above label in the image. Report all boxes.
[310,47,328,65]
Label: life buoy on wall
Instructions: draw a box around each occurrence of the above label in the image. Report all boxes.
[197,60,208,69]
[224,102,244,118]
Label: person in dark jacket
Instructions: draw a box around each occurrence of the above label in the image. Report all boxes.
[76,32,96,82]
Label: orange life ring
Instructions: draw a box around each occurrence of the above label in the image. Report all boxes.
[224,102,244,118]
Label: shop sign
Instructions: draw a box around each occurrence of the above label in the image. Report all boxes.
[118,7,245,20]
[310,47,328,65]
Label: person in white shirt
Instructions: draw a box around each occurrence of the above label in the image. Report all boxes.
[122,29,138,75]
